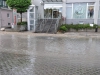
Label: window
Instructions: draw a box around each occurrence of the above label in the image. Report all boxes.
[3,1,7,7]
[88,6,94,18]
[66,2,94,19]
[0,1,2,5]
[73,3,87,19]
[7,13,10,18]
[66,4,72,19]
[87,3,94,18]
[30,7,34,12]
[8,23,11,25]
[66,7,72,19]
[30,20,34,24]
[0,0,8,8]
[30,13,34,19]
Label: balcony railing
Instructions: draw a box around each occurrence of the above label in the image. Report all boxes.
[0,5,8,8]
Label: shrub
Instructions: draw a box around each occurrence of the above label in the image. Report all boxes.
[75,24,80,31]
[65,24,71,31]
[59,25,68,32]
[59,24,98,32]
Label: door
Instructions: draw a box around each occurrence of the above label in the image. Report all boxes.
[53,9,59,18]
[28,5,36,31]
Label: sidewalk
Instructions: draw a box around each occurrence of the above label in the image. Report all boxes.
[0,31,100,38]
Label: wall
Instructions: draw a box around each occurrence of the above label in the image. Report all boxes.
[97,20,100,25]
[0,8,13,28]
[66,19,94,24]
[32,0,44,18]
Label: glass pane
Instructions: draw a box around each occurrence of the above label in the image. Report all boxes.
[59,7,62,12]
[0,1,2,5]
[66,7,72,19]
[66,4,72,7]
[30,20,34,24]
[30,7,34,12]
[44,8,52,18]
[48,9,52,18]
[30,13,34,19]
[30,25,34,30]
[88,6,94,18]
[53,9,59,18]
[73,3,87,19]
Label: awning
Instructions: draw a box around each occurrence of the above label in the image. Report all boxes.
[42,0,63,2]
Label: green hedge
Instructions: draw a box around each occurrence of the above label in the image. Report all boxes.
[59,24,99,32]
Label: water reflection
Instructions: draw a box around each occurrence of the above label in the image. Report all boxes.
[0,34,100,75]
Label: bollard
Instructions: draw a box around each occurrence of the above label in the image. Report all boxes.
[95,25,98,32]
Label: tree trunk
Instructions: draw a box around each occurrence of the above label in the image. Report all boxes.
[20,13,22,22]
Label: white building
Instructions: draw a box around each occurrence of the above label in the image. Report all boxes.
[27,0,100,31]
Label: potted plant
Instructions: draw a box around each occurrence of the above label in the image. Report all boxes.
[17,21,27,31]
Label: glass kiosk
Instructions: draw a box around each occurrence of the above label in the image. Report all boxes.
[27,5,38,32]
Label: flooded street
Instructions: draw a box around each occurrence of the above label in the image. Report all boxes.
[0,33,100,75]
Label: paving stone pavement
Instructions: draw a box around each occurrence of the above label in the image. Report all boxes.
[0,32,100,75]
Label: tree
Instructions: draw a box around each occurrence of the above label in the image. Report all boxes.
[6,0,31,22]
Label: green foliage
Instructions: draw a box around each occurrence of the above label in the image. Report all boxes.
[6,0,16,9]
[6,0,31,11]
[65,25,71,31]
[17,21,27,25]
[59,25,68,32]
[59,24,99,32]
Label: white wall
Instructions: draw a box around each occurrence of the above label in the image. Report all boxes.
[32,0,44,18]
[94,0,99,24]
[62,0,67,23]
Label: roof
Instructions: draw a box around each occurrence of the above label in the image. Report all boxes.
[42,0,63,2]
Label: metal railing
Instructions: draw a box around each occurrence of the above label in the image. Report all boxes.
[54,14,62,33]
[39,14,50,32]
[40,19,48,32]
[35,13,62,33]
[47,19,53,33]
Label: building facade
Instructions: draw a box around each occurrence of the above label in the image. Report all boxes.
[64,0,99,24]
[0,0,13,28]
[0,8,13,28]
[31,0,100,25]
[0,0,27,28]
[0,0,8,8]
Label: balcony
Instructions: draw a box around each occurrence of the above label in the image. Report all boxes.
[0,0,8,8]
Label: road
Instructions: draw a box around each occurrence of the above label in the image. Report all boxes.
[0,32,100,75]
